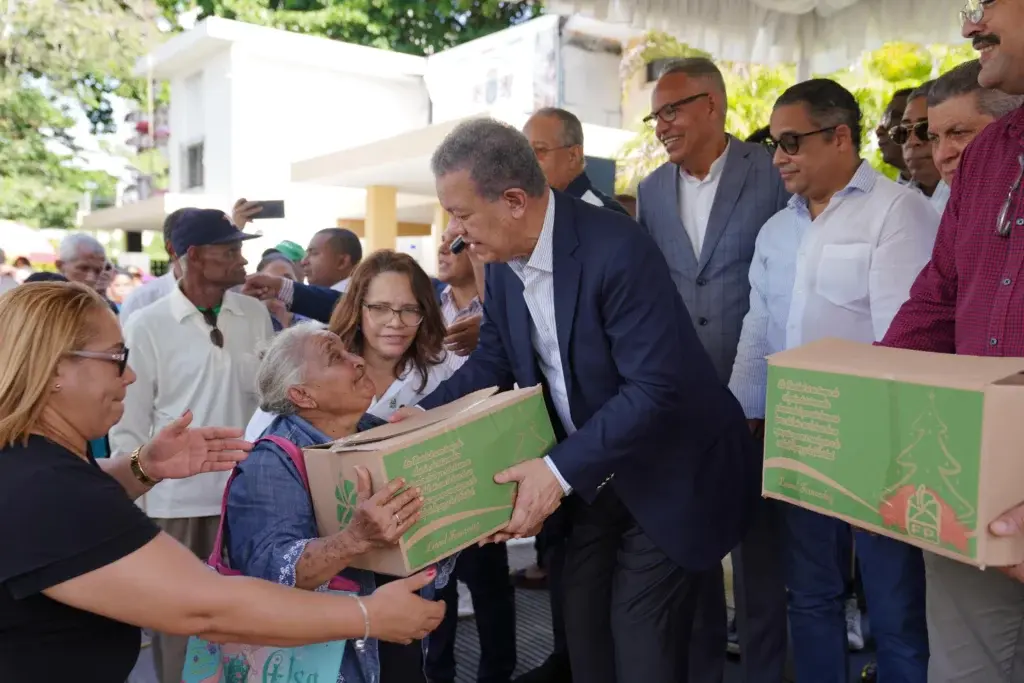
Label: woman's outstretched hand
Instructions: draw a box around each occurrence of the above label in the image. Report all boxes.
[141,410,251,482]
[364,569,446,644]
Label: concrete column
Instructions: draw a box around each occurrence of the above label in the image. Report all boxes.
[422,203,447,277]
[364,185,398,253]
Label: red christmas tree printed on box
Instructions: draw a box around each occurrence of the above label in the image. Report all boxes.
[879,392,975,553]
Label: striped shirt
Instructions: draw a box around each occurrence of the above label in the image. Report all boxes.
[507,189,574,494]
[439,285,483,374]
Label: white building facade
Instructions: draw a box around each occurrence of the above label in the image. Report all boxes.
[84,14,640,273]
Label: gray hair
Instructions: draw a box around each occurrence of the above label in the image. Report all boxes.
[659,57,729,112]
[430,118,548,200]
[928,60,1024,119]
[908,80,935,103]
[257,320,329,416]
[58,233,105,262]
[533,107,585,147]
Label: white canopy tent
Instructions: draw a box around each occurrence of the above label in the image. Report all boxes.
[548,0,968,76]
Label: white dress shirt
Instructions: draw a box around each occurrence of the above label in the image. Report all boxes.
[677,141,730,257]
[728,162,940,418]
[930,180,950,215]
[118,271,177,326]
[331,277,350,293]
[579,189,604,207]
[507,190,574,494]
[112,285,274,518]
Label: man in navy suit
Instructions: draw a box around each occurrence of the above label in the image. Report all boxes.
[401,118,760,683]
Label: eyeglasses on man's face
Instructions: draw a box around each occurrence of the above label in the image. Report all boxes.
[889,121,930,146]
[643,93,710,128]
[960,0,995,27]
[762,127,837,156]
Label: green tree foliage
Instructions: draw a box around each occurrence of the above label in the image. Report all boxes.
[616,34,976,192]
[0,0,158,228]
[155,0,542,55]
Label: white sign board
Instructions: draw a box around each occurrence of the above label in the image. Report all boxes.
[424,15,560,123]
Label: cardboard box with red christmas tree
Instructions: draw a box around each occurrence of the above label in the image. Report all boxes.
[762,338,1024,567]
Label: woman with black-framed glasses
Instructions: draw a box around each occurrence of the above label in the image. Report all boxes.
[0,282,447,682]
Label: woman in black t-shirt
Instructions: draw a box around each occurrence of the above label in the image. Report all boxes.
[0,282,445,683]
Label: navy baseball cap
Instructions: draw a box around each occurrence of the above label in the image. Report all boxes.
[171,209,260,256]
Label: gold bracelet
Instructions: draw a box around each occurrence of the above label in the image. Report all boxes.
[130,447,159,487]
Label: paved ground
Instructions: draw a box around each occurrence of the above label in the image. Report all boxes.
[130,540,875,682]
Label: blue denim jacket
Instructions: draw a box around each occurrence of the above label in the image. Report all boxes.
[224,412,455,683]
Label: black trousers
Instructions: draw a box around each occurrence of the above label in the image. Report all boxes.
[687,498,788,683]
[562,488,703,683]
[424,543,517,683]
[536,504,571,661]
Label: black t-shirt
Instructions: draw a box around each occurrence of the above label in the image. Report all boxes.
[0,435,160,682]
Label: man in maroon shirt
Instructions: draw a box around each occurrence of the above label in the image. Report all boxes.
[881,2,1024,680]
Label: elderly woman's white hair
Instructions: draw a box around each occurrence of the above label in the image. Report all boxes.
[257,320,329,415]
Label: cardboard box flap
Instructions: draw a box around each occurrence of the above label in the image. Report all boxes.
[768,338,1024,391]
[327,387,499,451]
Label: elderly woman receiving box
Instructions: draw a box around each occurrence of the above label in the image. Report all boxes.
[226,322,454,683]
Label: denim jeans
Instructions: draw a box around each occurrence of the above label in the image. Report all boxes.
[782,505,928,682]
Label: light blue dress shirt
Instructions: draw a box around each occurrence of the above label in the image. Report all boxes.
[728,162,940,419]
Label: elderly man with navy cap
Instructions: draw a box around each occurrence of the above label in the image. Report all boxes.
[110,208,274,683]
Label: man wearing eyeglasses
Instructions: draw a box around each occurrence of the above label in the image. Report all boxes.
[635,57,790,683]
[524,107,630,217]
[882,2,1024,680]
[730,79,939,683]
[895,81,951,214]
[110,209,273,683]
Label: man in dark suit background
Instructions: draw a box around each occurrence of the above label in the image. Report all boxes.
[637,57,791,683]
[401,117,759,683]
[524,108,631,217]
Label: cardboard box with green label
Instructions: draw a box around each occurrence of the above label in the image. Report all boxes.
[763,338,1024,567]
[304,385,557,576]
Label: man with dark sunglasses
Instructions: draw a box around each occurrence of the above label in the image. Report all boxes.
[877,89,914,184]
[882,2,1024,680]
[896,81,950,214]
[110,209,273,683]
[732,79,939,683]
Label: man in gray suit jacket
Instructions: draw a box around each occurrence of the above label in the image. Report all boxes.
[636,58,791,683]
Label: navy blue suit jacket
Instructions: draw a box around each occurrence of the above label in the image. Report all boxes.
[418,191,760,572]
[291,276,447,323]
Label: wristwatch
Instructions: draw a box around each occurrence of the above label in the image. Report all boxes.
[130,447,159,487]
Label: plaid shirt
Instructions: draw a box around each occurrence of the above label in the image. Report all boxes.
[881,106,1024,356]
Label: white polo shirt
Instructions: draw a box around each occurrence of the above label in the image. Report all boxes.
[111,285,274,518]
